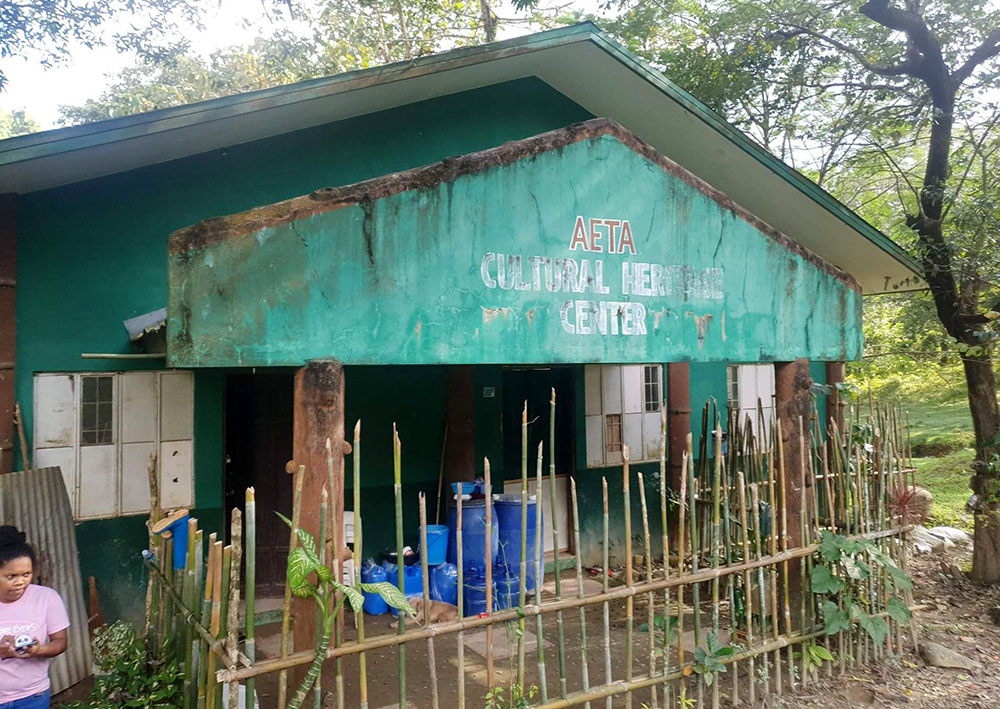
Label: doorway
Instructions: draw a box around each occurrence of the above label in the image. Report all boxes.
[225,372,294,591]
[501,366,575,554]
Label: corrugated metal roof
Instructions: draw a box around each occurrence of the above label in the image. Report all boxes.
[0,467,93,694]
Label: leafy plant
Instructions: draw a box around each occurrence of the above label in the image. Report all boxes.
[484,683,538,709]
[800,642,835,671]
[639,613,679,660]
[277,512,415,709]
[812,530,912,646]
[64,632,182,708]
[91,620,138,674]
[691,631,733,686]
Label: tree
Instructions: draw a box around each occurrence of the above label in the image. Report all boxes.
[604,0,1000,581]
[0,109,39,138]
[59,0,524,123]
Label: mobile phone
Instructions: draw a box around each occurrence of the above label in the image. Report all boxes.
[14,636,37,653]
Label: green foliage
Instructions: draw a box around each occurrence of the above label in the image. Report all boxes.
[63,631,182,708]
[813,530,911,645]
[801,642,834,671]
[691,631,733,686]
[913,449,976,530]
[484,683,538,709]
[638,612,679,657]
[0,110,40,139]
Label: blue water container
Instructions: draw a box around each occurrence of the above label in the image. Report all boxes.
[429,562,458,606]
[384,563,423,617]
[360,561,389,616]
[492,494,541,592]
[446,498,499,573]
[463,571,490,617]
[493,573,520,610]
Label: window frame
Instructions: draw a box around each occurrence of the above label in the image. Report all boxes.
[585,364,664,468]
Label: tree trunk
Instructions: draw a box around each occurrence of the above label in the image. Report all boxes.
[965,354,1000,583]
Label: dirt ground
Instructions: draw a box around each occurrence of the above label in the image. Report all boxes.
[54,544,1000,708]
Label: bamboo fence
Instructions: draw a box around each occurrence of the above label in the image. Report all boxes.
[143,393,919,708]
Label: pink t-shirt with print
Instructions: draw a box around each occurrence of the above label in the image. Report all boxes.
[0,584,70,702]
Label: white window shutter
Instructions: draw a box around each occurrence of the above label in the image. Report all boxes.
[601,366,622,414]
[584,365,602,416]
[160,372,194,442]
[585,414,605,467]
[34,375,76,448]
[622,366,642,414]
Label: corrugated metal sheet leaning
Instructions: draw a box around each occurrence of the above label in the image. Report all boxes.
[0,466,93,694]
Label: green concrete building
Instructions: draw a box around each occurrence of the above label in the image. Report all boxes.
[0,24,919,624]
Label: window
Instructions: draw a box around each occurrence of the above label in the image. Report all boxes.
[726,364,776,438]
[33,371,195,520]
[585,364,663,467]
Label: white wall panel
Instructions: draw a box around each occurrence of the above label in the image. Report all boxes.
[584,365,602,416]
[34,375,76,448]
[121,372,157,444]
[624,412,643,461]
[585,414,604,467]
[121,442,156,514]
[622,365,642,413]
[79,445,116,518]
[601,366,622,414]
[35,447,76,508]
[160,440,193,510]
[160,372,194,442]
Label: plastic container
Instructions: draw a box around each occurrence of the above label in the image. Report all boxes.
[384,562,424,617]
[493,574,520,610]
[492,493,541,592]
[360,561,389,616]
[463,571,490,617]
[429,562,458,606]
[451,482,477,495]
[446,498,499,573]
[423,524,449,565]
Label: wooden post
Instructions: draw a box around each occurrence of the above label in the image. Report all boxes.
[443,365,476,490]
[292,360,345,655]
[774,359,812,608]
[666,363,691,495]
[825,362,846,441]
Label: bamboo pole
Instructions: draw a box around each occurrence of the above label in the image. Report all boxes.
[737,472,754,707]
[569,477,591,708]
[623,446,634,709]
[677,447,689,695]
[658,408,672,709]
[419,493,441,709]
[314,485,328,709]
[191,529,205,709]
[549,389,568,698]
[457,485,466,709]
[183,517,198,709]
[393,425,407,707]
[244,488,256,709]
[637,472,656,709]
[534,441,549,703]
[145,452,162,638]
[797,417,809,685]
[327,438,345,709]
[206,540,224,709]
[710,428,722,709]
[352,421,368,709]
[198,536,216,709]
[776,420,794,689]
[162,535,174,649]
[687,431,702,708]
[766,450,781,696]
[602,477,612,709]
[227,510,243,709]
[278,465,306,709]
[518,402,528,688]
[215,545,231,709]
[483,456,496,691]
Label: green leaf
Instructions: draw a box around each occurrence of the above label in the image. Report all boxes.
[818,531,845,562]
[887,597,911,624]
[886,565,913,591]
[716,647,734,657]
[287,547,318,589]
[810,645,834,661]
[275,511,320,565]
[333,581,364,614]
[859,614,888,646]
[638,622,650,633]
[360,582,416,617]
[316,564,332,583]
[292,582,317,599]
[842,557,871,580]
[810,565,844,595]
[821,600,851,635]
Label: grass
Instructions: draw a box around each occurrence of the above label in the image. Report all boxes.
[911,449,974,532]
[904,397,975,456]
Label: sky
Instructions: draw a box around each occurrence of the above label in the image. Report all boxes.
[0,1,596,131]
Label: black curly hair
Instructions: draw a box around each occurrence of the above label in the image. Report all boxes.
[0,526,36,568]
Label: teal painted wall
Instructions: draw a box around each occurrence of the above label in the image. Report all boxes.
[170,132,862,368]
[15,79,592,621]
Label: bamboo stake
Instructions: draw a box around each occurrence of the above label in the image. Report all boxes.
[278,466,306,709]
[602,477,612,709]
[569,477,591,709]
[518,402,528,688]
[710,428,722,709]
[797,417,809,685]
[637,472,656,708]
[485,456,495,692]
[206,540,224,709]
[198,536,216,709]
[623,446,634,709]
[657,407,671,707]
[766,450,781,696]
[314,486,328,709]
[535,441,549,703]
[184,517,198,709]
[687,431,702,708]
[352,422,368,709]
[419,493,441,709]
[737,472,754,707]
[457,485,466,709]
[191,529,204,709]
[549,389,568,698]
[393,425,407,707]
[145,452,162,638]
[677,446,689,697]
[227,510,243,709]
[244,489,256,709]
[162,534,174,649]
[721,455,737,707]
[217,525,916,685]
[327,438,345,709]
[776,419,794,689]
[215,545,231,709]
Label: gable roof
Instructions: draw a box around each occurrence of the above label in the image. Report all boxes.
[0,22,920,293]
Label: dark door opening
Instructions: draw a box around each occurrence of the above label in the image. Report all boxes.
[225,371,294,592]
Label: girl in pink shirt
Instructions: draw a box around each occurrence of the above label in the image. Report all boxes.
[0,526,69,709]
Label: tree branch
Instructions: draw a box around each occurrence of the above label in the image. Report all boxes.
[772,25,915,77]
[953,27,1000,86]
